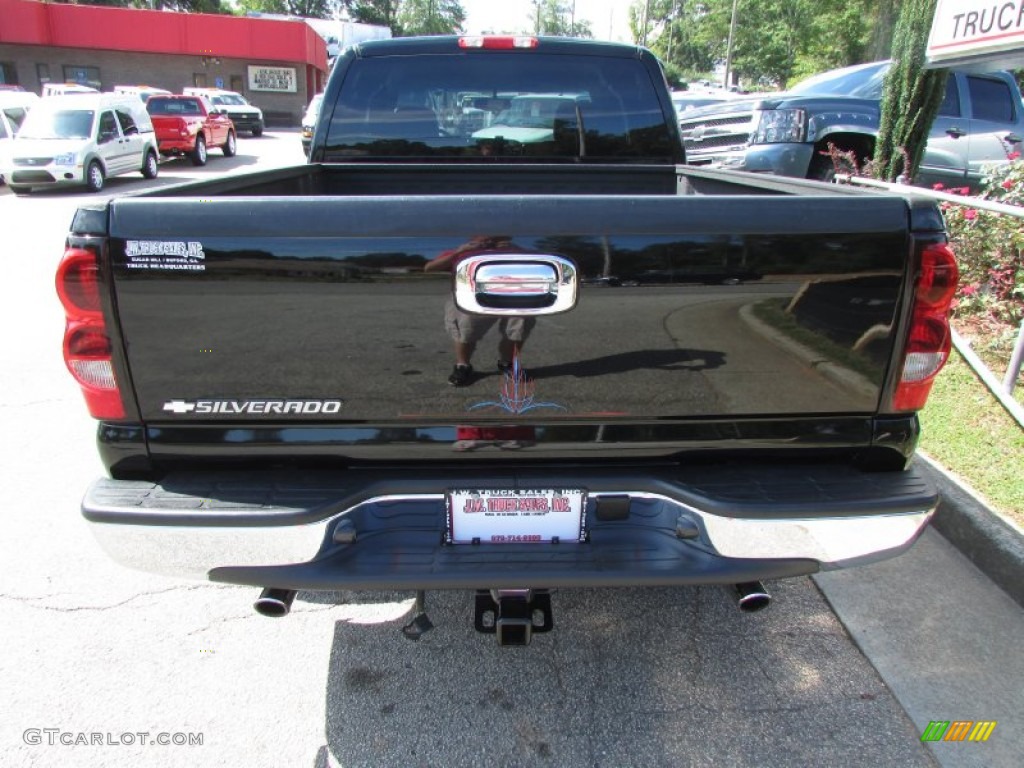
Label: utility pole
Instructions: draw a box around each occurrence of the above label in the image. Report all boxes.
[666,0,680,61]
[723,0,739,90]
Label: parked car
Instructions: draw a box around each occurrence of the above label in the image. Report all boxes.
[0,89,38,184]
[182,88,264,136]
[670,89,734,114]
[146,94,236,165]
[113,85,173,104]
[6,93,158,193]
[679,60,1024,189]
[301,93,323,156]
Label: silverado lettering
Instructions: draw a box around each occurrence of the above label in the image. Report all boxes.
[162,400,343,415]
[60,36,956,646]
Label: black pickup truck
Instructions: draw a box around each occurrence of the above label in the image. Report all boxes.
[60,37,958,645]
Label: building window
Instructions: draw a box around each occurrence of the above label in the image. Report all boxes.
[63,65,101,90]
[230,75,244,94]
[36,63,50,85]
[193,73,208,88]
[0,62,17,86]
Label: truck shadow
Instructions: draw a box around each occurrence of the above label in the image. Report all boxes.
[526,348,726,379]
[311,581,932,767]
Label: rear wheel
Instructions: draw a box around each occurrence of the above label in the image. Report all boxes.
[141,150,159,179]
[191,135,208,166]
[85,161,105,193]
[222,130,237,157]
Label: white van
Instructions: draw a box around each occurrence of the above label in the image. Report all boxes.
[113,85,173,103]
[42,83,100,97]
[6,93,159,193]
[0,90,39,184]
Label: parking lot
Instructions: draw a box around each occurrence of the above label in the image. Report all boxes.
[1,129,1021,768]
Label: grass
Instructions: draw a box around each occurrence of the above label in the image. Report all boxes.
[918,350,1024,528]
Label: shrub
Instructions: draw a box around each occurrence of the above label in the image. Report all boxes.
[937,155,1024,372]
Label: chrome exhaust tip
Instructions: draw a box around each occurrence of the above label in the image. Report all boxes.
[254,588,297,618]
[733,581,771,612]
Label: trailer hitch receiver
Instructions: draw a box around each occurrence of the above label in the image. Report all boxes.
[474,589,553,646]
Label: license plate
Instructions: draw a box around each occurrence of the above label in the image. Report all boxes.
[446,488,586,544]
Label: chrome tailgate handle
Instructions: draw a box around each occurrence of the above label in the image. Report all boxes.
[454,254,577,315]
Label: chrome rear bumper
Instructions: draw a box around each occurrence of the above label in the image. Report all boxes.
[82,465,936,588]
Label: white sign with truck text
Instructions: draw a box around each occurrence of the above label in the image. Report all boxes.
[247,66,297,93]
[927,0,1024,67]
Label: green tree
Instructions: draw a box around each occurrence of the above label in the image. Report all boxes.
[54,0,230,12]
[636,0,811,88]
[631,1,720,76]
[234,0,333,19]
[872,0,948,182]
[637,0,887,90]
[398,0,466,36]
[530,0,592,38]
[789,0,877,84]
[867,0,898,61]
[726,0,814,88]
[339,1,402,33]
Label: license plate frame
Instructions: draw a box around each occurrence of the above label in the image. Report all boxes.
[446,488,587,545]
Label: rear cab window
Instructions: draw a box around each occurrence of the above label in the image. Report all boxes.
[323,50,677,163]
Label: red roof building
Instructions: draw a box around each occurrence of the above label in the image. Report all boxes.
[0,0,330,123]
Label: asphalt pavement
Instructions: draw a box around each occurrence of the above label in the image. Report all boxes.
[815,456,1024,768]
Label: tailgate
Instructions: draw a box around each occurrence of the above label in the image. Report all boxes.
[106,193,913,450]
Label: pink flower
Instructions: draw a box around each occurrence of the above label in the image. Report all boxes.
[933,183,945,190]
[962,284,978,296]
[1009,151,1021,160]
[963,209,978,220]
[1002,179,1014,190]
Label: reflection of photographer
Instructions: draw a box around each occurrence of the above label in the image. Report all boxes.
[425,236,537,387]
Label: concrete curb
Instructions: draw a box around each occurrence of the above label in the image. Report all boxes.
[916,454,1024,608]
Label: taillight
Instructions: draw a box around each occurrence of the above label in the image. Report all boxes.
[56,247,125,419]
[458,36,539,49]
[56,248,102,316]
[892,243,958,411]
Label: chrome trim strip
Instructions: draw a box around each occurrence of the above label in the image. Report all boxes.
[85,491,934,580]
